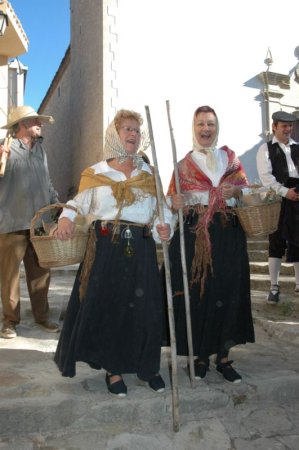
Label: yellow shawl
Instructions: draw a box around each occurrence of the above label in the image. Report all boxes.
[78,167,156,208]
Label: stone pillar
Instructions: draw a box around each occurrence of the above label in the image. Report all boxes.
[70,0,118,192]
[0,56,8,139]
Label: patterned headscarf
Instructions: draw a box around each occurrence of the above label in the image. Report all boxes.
[103,119,150,170]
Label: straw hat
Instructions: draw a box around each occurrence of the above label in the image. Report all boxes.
[1,105,54,129]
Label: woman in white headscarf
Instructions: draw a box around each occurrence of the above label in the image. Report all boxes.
[54,109,176,398]
[164,105,255,384]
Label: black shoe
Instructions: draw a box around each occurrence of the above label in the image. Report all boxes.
[137,374,165,393]
[194,359,210,380]
[267,285,280,304]
[105,373,127,398]
[36,320,60,333]
[216,360,242,384]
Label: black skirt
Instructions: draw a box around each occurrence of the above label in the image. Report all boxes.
[164,212,255,359]
[54,221,164,380]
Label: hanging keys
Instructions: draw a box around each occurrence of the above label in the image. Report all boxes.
[111,224,120,244]
[123,226,134,257]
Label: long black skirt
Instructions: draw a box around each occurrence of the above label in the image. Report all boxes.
[54,221,164,380]
[164,212,255,360]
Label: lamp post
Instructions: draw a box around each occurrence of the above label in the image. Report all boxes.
[0,11,8,36]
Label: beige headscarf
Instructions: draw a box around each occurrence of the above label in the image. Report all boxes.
[192,108,219,172]
[103,120,150,170]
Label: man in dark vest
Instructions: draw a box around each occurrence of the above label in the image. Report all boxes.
[256,110,299,303]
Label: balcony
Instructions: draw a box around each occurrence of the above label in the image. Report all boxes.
[0,0,28,58]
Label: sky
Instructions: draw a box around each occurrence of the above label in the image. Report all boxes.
[115,0,299,185]
[9,0,70,110]
[7,0,299,188]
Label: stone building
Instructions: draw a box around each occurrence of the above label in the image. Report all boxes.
[37,3,299,195]
[38,0,119,201]
[240,48,299,182]
[0,0,28,140]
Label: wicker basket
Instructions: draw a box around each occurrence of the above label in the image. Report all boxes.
[234,199,281,237]
[30,203,89,268]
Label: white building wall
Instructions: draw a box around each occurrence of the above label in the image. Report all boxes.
[0,59,8,140]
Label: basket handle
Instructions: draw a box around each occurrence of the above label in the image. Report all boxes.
[30,203,78,239]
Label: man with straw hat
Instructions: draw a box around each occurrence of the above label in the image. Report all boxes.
[0,105,60,338]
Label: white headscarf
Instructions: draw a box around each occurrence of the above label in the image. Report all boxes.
[192,108,219,172]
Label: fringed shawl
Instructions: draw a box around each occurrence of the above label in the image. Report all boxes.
[78,167,157,208]
[167,146,248,293]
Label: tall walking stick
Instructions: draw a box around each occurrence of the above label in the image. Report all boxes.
[166,100,195,386]
[145,105,180,432]
[0,131,13,177]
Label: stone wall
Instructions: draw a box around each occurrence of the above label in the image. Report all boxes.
[39,0,119,200]
[39,49,72,202]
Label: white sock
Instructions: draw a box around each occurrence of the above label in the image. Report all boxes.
[268,257,281,291]
[293,262,299,289]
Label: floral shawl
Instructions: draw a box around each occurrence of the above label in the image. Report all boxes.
[167,146,248,293]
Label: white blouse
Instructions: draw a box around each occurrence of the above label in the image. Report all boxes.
[60,160,176,242]
[256,136,299,198]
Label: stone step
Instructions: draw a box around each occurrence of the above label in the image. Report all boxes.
[250,262,295,276]
[248,249,268,262]
[1,345,299,441]
[0,353,227,438]
[250,273,297,294]
[247,239,268,251]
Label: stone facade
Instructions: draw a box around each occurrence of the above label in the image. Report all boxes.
[239,49,299,183]
[38,49,72,201]
[0,0,28,139]
[39,0,119,202]
[38,3,299,192]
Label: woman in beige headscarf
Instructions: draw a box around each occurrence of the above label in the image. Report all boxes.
[54,109,176,398]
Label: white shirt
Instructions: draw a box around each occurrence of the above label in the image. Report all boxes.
[60,160,176,242]
[256,136,299,197]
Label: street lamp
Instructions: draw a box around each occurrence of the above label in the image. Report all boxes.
[0,11,8,36]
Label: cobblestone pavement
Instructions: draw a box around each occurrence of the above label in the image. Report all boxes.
[0,268,298,449]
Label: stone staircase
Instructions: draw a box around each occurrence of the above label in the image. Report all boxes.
[157,235,296,301]
[1,239,298,448]
[248,235,296,297]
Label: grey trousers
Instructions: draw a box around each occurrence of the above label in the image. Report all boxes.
[0,231,50,324]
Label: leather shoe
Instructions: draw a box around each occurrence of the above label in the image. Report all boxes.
[37,320,60,333]
[1,322,17,339]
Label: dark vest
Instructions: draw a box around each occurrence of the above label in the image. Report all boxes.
[267,141,299,185]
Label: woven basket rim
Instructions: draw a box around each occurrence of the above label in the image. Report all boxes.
[236,198,281,210]
[30,203,88,267]
[30,202,81,238]
[30,232,88,241]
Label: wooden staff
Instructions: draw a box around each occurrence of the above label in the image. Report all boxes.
[145,105,180,432]
[166,100,195,386]
[0,131,13,177]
